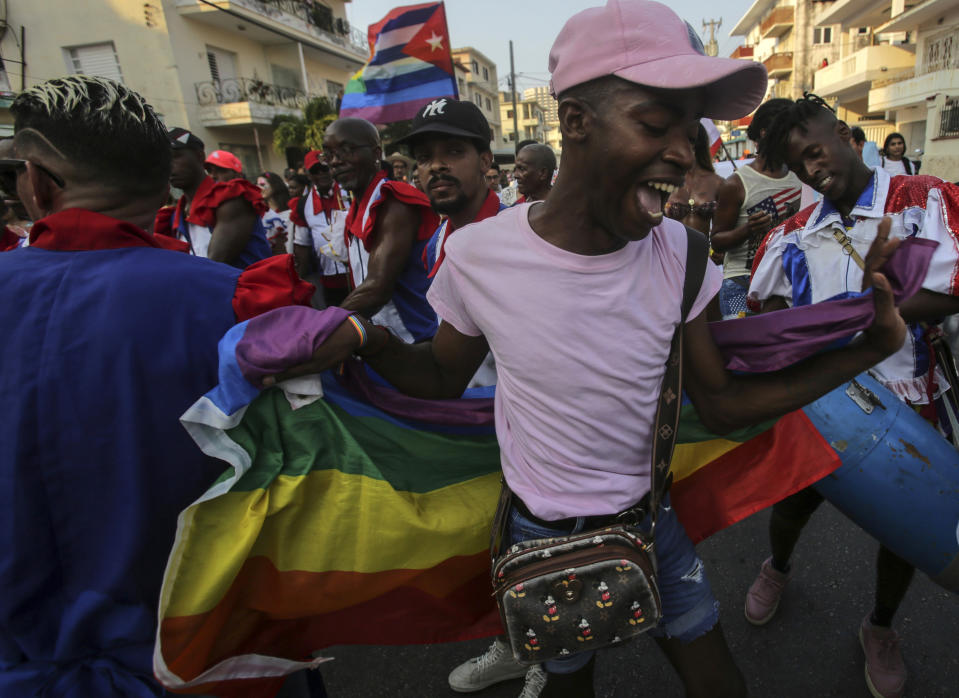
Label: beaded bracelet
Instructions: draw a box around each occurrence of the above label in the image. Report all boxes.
[345,313,368,349]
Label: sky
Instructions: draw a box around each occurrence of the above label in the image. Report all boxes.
[346,0,757,94]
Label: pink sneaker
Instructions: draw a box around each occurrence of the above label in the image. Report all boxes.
[859,616,906,698]
[744,557,789,625]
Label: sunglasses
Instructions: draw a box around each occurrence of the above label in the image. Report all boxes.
[0,158,66,189]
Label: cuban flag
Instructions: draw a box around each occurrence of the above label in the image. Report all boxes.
[701,117,723,157]
[339,2,458,123]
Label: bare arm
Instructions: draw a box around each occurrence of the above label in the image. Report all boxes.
[899,290,959,324]
[340,197,420,317]
[264,318,489,400]
[209,197,258,267]
[710,175,773,252]
[760,296,790,313]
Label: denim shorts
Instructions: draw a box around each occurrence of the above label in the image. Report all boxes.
[505,494,720,674]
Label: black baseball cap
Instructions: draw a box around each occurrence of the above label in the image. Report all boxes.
[397,98,491,150]
[168,127,205,151]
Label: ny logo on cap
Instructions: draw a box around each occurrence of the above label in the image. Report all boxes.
[422,98,447,117]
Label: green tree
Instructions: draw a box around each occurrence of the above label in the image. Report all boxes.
[272,96,337,155]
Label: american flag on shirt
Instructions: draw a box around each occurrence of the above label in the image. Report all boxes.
[747,187,802,225]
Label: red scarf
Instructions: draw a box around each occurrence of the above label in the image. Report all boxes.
[344,172,438,251]
[30,208,189,253]
[173,176,268,229]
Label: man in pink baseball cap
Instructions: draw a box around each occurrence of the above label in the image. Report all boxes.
[262,3,906,695]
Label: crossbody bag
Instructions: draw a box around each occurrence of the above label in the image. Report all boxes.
[489,226,709,664]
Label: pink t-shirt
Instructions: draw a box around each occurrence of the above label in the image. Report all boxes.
[427,203,722,519]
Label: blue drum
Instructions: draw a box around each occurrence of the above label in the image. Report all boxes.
[802,373,959,593]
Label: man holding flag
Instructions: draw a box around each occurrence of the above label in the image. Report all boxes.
[265,2,908,695]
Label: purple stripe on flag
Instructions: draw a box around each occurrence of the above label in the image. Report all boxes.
[710,237,938,373]
[340,97,453,123]
[337,360,494,425]
[234,305,352,386]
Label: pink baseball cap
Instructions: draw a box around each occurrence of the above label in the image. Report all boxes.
[205,150,243,173]
[549,0,767,120]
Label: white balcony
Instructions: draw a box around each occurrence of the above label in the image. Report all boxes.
[869,68,959,112]
[176,0,366,66]
[194,78,309,126]
[814,44,915,101]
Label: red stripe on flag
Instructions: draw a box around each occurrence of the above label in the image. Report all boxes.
[672,411,840,543]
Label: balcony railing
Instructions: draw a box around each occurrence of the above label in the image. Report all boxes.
[196,78,308,109]
[729,45,754,59]
[760,6,794,39]
[178,0,367,57]
[763,52,793,76]
[921,28,957,76]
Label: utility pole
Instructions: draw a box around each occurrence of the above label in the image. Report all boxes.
[509,40,519,147]
[702,17,722,57]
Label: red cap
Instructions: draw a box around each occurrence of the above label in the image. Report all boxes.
[205,150,243,173]
[304,150,325,171]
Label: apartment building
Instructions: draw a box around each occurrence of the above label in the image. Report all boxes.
[451,47,502,147]
[0,0,367,173]
[815,0,959,180]
[523,86,561,154]
[499,92,545,148]
[730,0,841,103]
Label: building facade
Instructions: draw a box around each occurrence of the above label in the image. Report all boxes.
[730,0,841,103]
[0,0,367,174]
[499,92,546,148]
[815,0,959,181]
[523,86,561,154]
[451,47,502,147]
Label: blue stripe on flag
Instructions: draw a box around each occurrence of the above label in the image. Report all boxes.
[340,77,455,109]
[380,5,438,33]
[363,66,454,95]
[204,322,261,416]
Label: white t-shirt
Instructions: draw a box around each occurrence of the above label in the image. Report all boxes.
[881,158,908,177]
[261,209,293,254]
[427,203,721,519]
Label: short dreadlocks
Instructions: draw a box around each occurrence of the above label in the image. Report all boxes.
[759,93,835,172]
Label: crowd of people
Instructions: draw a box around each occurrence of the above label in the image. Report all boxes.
[1,1,957,697]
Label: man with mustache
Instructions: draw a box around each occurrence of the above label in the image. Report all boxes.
[324,117,440,341]
[398,99,506,279]
[399,98,507,387]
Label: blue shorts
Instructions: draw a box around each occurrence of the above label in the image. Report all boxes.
[719,276,750,320]
[505,494,719,674]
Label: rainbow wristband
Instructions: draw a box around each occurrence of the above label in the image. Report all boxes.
[345,313,368,349]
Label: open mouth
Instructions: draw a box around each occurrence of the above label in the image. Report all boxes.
[814,174,834,193]
[637,180,679,224]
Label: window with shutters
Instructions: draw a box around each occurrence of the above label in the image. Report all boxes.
[206,46,237,84]
[64,42,124,83]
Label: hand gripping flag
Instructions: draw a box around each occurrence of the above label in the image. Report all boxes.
[154,241,937,694]
[339,2,458,124]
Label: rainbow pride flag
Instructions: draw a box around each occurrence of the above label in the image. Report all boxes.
[155,241,936,693]
[339,2,458,123]
[152,309,840,694]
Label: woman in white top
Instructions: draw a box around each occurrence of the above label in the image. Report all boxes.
[256,172,295,255]
[880,132,915,176]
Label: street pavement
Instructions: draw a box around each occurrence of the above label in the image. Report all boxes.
[320,502,958,697]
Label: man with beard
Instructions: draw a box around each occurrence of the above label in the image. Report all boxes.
[398,99,506,278]
[291,149,350,307]
[324,117,440,341]
[399,98,507,387]
[155,128,271,268]
[263,2,907,695]
[514,143,556,204]
[746,94,959,698]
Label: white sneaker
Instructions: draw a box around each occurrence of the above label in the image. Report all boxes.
[517,664,547,698]
[448,637,529,693]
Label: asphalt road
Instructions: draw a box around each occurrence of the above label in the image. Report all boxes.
[320,502,959,697]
